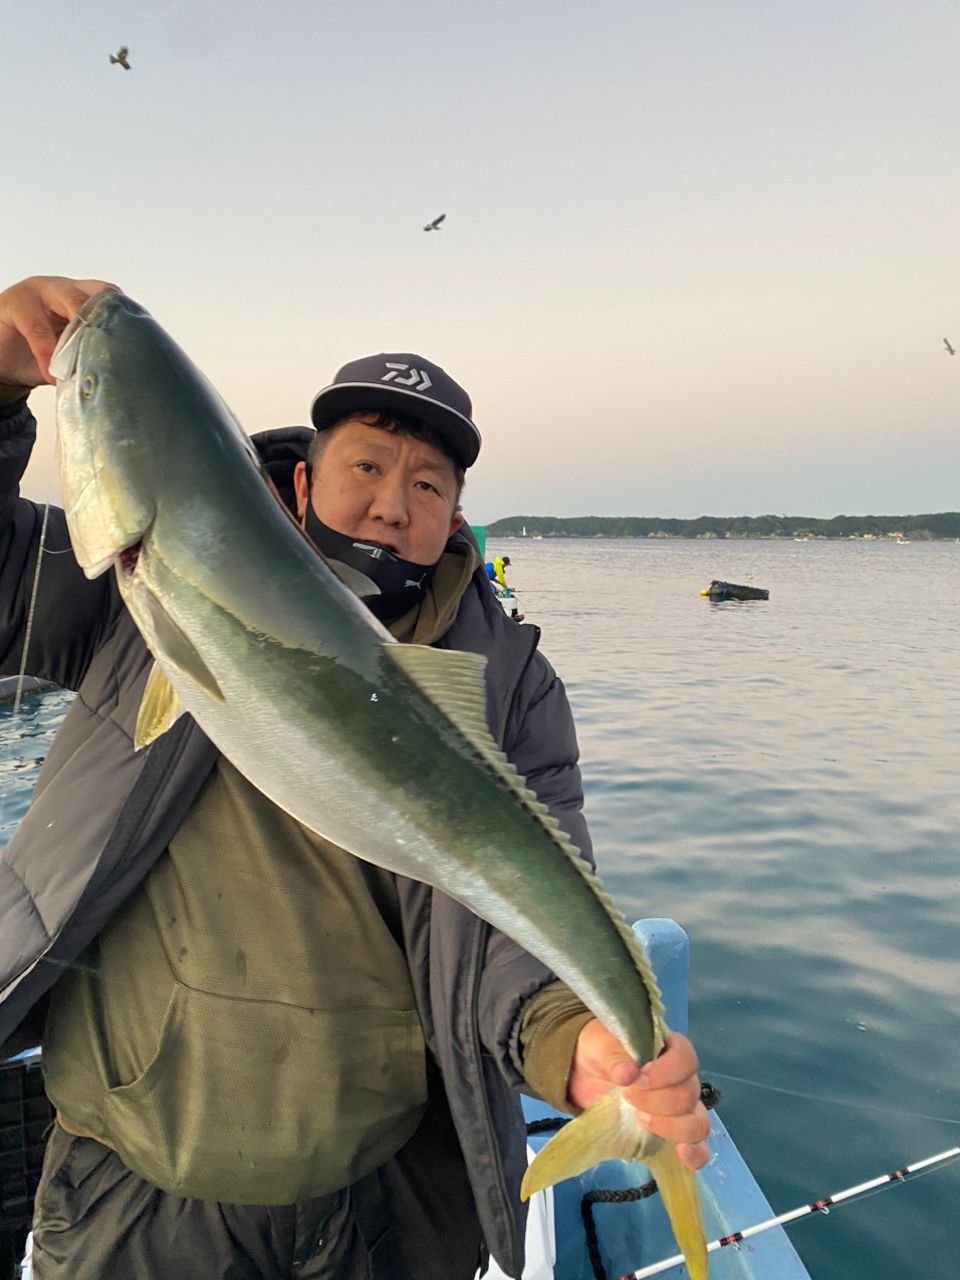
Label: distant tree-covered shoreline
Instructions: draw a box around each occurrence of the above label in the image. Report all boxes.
[485,513,960,540]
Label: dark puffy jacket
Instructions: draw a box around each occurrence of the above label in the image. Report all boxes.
[0,405,593,1277]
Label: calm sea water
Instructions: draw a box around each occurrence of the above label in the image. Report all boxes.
[500,537,960,1280]
[2,538,958,1279]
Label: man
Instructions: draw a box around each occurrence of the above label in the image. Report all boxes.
[484,555,510,590]
[0,275,708,1280]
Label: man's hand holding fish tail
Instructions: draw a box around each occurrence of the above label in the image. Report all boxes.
[523,1018,710,1280]
[569,1022,710,1170]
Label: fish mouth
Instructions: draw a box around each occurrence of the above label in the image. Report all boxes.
[118,539,143,578]
[86,516,151,583]
[116,516,157,579]
[82,533,146,583]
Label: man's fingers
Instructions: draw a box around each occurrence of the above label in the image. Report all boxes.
[74,279,120,293]
[637,1031,699,1089]
[608,1057,641,1086]
[18,303,63,386]
[575,1018,640,1083]
[1,277,119,384]
[634,1100,711,1149]
[624,1076,701,1117]
[675,1139,711,1172]
[34,280,118,381]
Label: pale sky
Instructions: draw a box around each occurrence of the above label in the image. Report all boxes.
[5,0,958,521]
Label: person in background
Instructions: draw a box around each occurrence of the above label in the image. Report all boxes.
[0,274,708,1280]
[484,554,510,589]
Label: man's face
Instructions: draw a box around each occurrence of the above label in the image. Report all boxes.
[293,416,464,565]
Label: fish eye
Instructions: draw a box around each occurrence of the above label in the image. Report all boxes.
[80,373,98,400]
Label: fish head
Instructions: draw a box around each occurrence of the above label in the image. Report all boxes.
[50,288,261,588]
[50,289,160,580]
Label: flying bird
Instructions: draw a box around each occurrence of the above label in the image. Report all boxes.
[945,338,956,356]
[109,46,131,70]
[423,213,445,232]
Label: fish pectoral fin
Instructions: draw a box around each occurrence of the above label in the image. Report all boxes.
[326,558,381,599]
[646,1144,709,1280]
[520,1090,662,1200]
[135,662,187,750]
[142,593,225,703]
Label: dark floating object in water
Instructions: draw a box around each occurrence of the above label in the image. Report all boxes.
[701,580,769,601]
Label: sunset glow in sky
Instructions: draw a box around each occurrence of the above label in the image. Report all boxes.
[6,0,958,520]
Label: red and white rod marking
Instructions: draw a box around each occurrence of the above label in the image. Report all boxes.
[625,1145,960,1280]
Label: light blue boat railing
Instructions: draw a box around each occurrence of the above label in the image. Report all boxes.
[520,919,812,1280]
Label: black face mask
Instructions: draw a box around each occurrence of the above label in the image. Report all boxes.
[303,500,438,624]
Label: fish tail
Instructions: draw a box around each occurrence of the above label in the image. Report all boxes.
[520,1090,658,1199]
[520,1090,707,1280]
[646,1143,709,1280]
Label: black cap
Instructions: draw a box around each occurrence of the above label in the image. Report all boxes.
[310,353,481,469]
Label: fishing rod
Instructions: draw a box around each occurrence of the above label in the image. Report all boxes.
[0,499,51,837]
[11,502,50,719]
[627,1145,960,1280]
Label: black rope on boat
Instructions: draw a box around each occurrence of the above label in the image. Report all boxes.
[524,1083,722,1280]
[525,1116,571,1135]
[582,1182,658,1280]
[699,1081,723,1110]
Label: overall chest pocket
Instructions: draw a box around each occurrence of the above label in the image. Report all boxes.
[101,981,427,1204]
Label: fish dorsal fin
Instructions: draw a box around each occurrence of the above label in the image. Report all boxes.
[135,661,187,750]
[384,644,489,736]
[385,643,666,1034]
[385,644,539,807]
[141,592,225,703]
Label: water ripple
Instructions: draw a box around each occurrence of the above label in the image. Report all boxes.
[497,536,960,1280]
[4,537,960,1278]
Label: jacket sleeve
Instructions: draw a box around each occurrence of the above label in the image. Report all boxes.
[0,400,119,689]
[476,647,595,1089]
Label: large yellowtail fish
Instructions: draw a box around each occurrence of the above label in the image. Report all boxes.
[50,290,708,1278]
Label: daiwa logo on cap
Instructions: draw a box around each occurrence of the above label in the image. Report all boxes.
[381,362,433,392]
[311,350,481,467]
